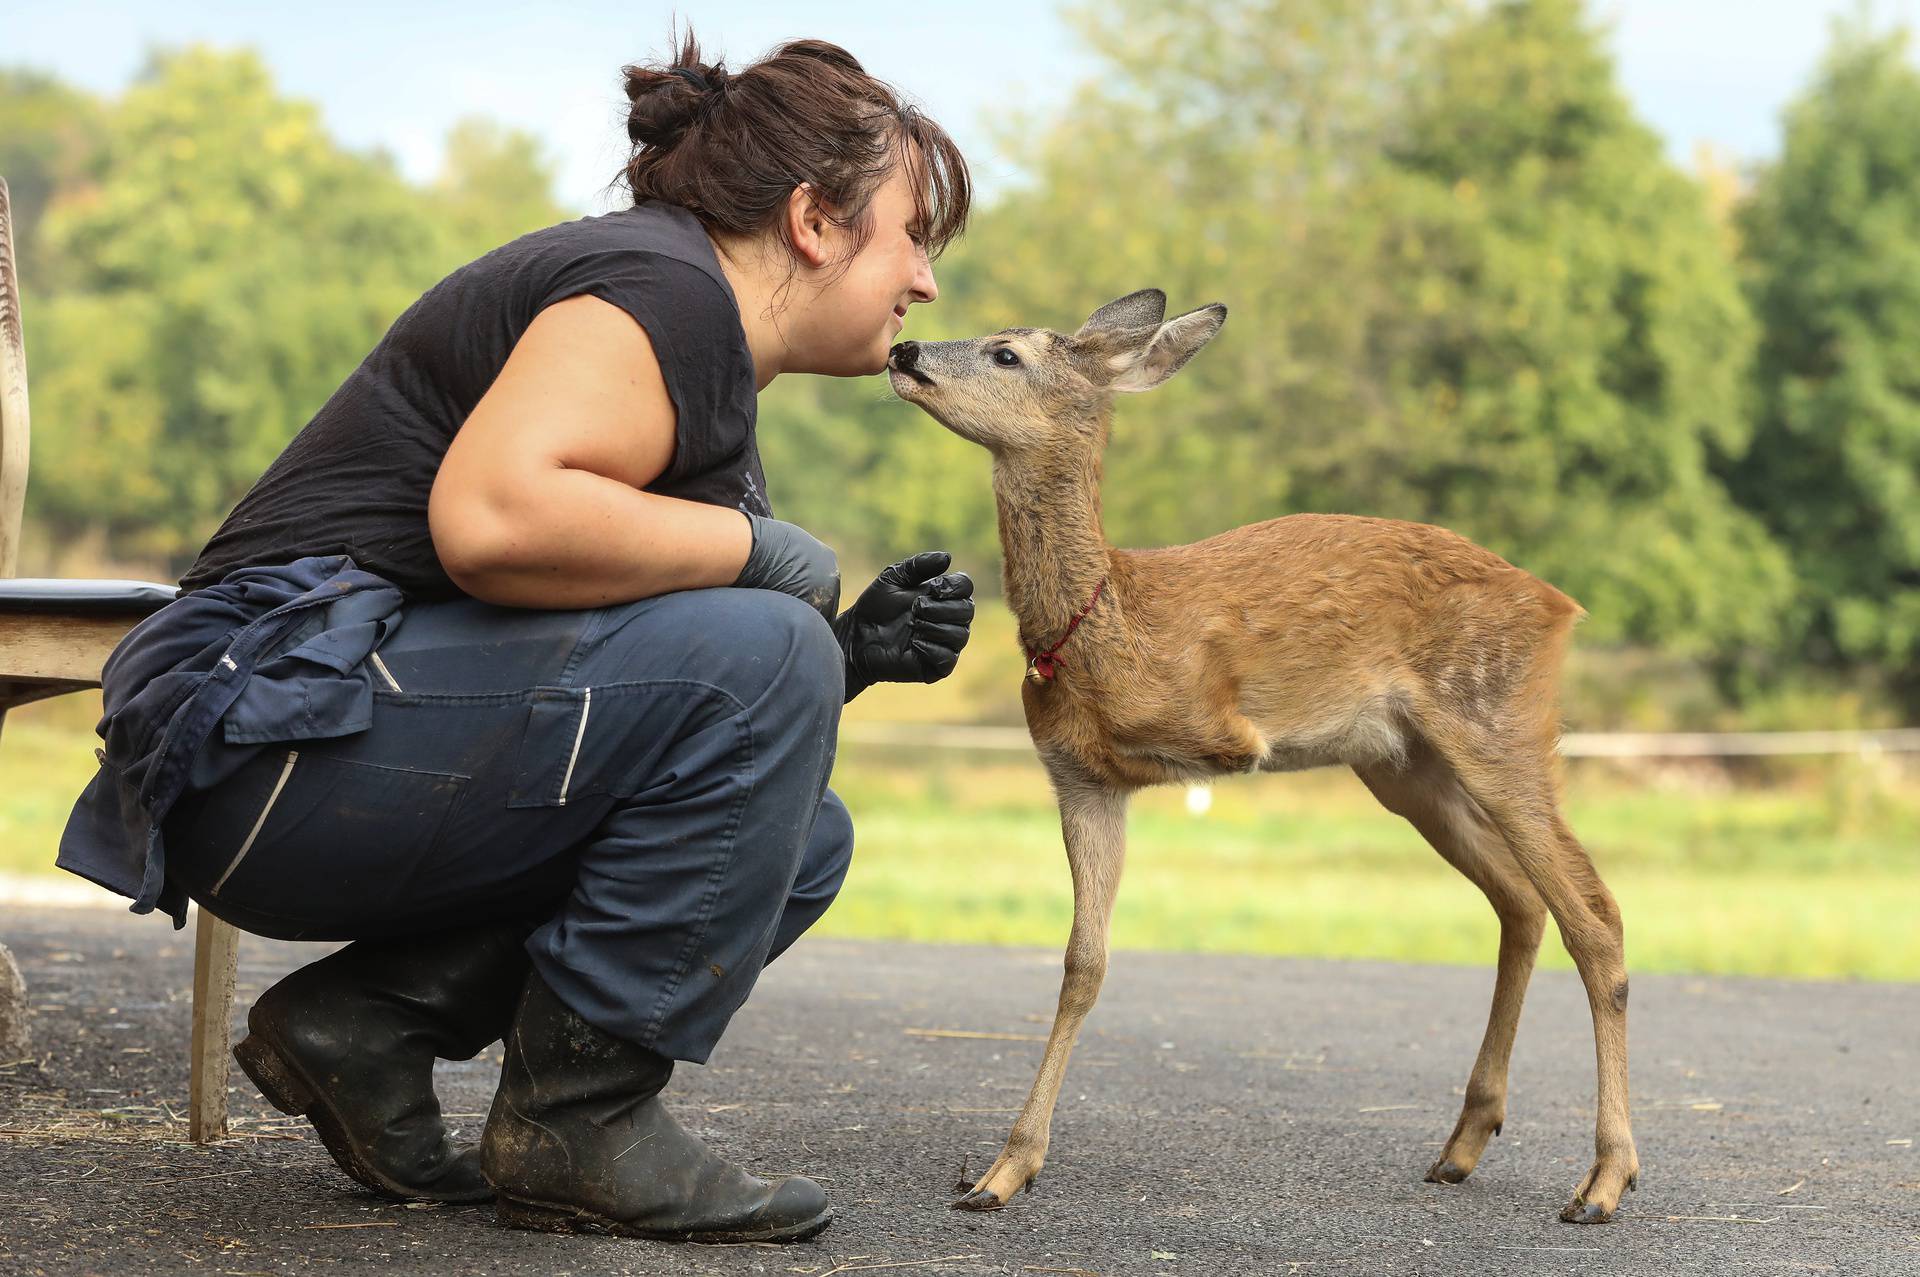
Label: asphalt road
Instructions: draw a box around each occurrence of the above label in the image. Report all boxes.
[0,903,1914,1275]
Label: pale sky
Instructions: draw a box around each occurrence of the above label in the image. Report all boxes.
[11,1,1919,213]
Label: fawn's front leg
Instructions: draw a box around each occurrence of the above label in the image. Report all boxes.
[954,770,1130,1210]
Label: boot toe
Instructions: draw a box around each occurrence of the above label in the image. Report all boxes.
[744,1175,831,1242]
[414,1146,495,1204]
[767,1175,829,1224]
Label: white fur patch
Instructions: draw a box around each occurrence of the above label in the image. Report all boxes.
[1257,696,1410,774]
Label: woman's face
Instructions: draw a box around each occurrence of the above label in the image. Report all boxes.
[808,154,939,376]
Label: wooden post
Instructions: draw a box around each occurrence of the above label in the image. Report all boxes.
[1,176,31,1042]
[1,177,32,582]
[188,907,241,1143]
[1,175,31,752]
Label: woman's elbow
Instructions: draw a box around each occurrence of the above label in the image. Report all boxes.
[428,488,518,601]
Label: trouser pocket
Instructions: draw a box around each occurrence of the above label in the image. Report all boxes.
[170,745,468,926]
[208,748,302,893]
[507,687,593,808]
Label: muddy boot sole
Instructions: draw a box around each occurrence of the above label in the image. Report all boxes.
[234,1032,492,1204]
[495,1194,833,1244]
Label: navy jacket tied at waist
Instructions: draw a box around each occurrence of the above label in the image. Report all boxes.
[57,555,406,928]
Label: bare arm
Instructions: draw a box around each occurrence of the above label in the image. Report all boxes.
[427,294,753,609]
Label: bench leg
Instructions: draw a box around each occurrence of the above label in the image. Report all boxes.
[189,908,241,1143]
[0,715,25,1062]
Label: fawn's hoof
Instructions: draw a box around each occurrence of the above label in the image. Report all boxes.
[1559,1197,1616,1224]
[1558,1152,1639,1224]
[1426,1159,1472,1185]
[1560,1169,1636,1224]
[951,1188,1006,1211]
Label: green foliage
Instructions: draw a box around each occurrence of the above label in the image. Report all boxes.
[0,68,105,291]
[3,5,1916,713]
[1363,0,1796,655]
[17,46,568,565]
[1731,20,1920,712]
[432,117,572,262]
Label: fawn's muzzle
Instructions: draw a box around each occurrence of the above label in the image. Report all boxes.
[889,342,934,386]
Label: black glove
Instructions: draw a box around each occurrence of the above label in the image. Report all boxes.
[733,512,840,622]
[830,550,975,703]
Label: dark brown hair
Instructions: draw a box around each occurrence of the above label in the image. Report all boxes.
[616,25,970,291]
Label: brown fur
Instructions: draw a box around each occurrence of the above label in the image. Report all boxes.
[888,289,1639,1224]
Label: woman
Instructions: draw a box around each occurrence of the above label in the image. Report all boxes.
[57,32,975,1244]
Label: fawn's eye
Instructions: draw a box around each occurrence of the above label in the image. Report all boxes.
[991,347,1021,369]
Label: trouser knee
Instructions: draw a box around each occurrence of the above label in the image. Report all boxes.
[766,790,855,964]
[608,588,844,724]
[793,790,854,905]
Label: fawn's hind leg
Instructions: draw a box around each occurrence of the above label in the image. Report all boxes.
[1354,738,1547,1185]
[1440,735,1639,1224]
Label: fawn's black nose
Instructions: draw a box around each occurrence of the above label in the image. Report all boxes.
[888,341,934,387]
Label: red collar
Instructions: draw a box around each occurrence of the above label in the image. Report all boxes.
[1025,577,1107,683]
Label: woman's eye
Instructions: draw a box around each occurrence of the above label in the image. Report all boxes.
[992,348,1021,368]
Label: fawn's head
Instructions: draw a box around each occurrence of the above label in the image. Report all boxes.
[886,289,1226,455]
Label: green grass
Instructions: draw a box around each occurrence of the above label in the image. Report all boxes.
[6,696,1916,982]
[0,707,108,880]
[817,746,1920,983]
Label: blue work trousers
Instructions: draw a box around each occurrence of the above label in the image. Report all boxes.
[161,586,850,1063]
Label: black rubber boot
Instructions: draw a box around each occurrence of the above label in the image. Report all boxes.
[232,924,530,1203]
[481,971,831,1243]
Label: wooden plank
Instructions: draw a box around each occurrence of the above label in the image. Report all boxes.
[189,907,241,1143]
[0,612,141,682]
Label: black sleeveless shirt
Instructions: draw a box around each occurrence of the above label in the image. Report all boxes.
[179,200,770,600]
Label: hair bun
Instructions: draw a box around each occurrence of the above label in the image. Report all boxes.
[613,25,972,268]
[622,61,725,148]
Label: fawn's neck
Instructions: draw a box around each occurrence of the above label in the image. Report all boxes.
[991,447,1118,654]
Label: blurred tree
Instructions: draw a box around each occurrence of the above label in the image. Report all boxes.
[432,116,572,260]
[1731,20,1920,713]
[23,47,566,568]
[1362,0,1796,657]
[1692,141,1745,259]
[0,69,106,292]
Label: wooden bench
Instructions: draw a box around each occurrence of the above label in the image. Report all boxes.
[0,175,242,1143]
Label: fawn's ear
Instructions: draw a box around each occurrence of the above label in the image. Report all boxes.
[1102,304,1228,393]
[1076,289,1167,335]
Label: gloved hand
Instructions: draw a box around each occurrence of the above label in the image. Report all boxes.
[733,512,841,623]
[830,550,975,703]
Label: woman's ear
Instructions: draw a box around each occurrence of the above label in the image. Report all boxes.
[784,182,835,269]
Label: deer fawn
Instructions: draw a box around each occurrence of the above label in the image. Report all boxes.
[884,290,1638,1224]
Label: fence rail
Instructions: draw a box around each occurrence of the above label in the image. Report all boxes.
[839,722,1920,759]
